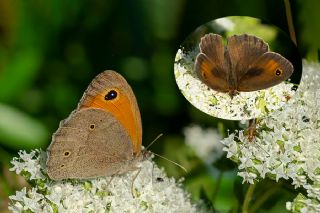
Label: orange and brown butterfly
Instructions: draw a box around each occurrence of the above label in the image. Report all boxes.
[46,70,146,180]
[195,33,294,98]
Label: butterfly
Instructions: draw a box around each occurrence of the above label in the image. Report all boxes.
[46,70,147,180]
[195,33,294,97]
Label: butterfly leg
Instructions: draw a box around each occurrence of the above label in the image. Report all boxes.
[245,118,257,142]
[151,163,155,185]
[106,174,116,188]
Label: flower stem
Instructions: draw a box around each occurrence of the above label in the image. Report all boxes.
[242,184,256,213]
[250,185,280,212]
[283,0,297,45]
[212,171,223,203]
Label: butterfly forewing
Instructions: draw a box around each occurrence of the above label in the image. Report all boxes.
[237,52,294,91]
[76,70,142,155]
[195,33,230,92]
[195,53,230,92]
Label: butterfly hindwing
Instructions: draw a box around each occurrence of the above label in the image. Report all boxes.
[226,34,269,82]
[47,108,133,180]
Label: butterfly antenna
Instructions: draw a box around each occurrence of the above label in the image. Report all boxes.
[145,133,187,173]
[152,152,187,173]
[145,133,163,150]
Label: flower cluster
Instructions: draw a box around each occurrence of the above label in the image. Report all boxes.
[9,150,199,212]
[183,125,224,163]
[174,48,295,120]
[221,62,320,212]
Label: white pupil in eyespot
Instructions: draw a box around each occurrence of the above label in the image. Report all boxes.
[105,90,117,100]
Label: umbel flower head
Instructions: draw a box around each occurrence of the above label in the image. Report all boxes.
[221,62,320,212]
[9,150,199,212]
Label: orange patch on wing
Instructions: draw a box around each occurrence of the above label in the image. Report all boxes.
[201,61,213,73]
[265,59,280,71]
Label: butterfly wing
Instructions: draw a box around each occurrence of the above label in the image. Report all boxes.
[46,108,134,180]
[237,52,294,91]
[226,34,269,83]
[195,33,230,92]
[77,70,142,155]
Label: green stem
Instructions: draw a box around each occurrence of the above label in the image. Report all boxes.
[250,185,280,212]
[283,0,297,45]
[212,171,223,203]
[242,184,256,213]
[232,199,239,213]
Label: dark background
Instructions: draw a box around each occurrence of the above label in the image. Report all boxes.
[0,0,319,212]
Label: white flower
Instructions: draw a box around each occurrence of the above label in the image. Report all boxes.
[221,61,320,212]
[9,150,200,213]
[10,150,46,180]
[286,194,320,213]
[237,171,257,184]
[183,125,223,163]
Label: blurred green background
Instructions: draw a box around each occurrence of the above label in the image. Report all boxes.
[0,0,319,212]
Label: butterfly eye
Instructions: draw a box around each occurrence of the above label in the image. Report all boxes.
[105,90,118,100]
[275,68,283,76]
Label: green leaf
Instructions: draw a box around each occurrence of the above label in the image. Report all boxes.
[0,104,49,149]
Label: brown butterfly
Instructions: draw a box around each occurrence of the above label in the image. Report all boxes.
[195,33,294,97]
[46,71,145,181]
